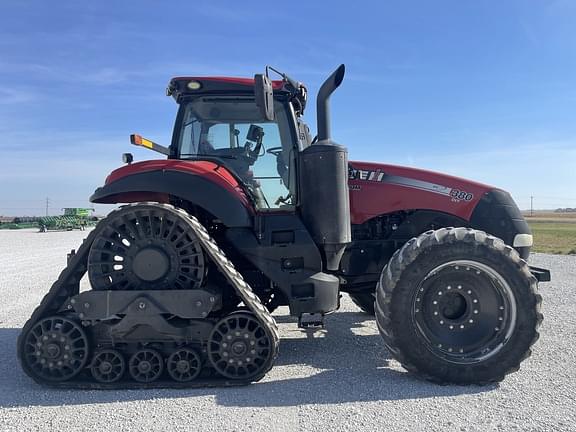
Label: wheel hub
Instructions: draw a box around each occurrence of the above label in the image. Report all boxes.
[232,340,248,356]
[412,260,516,363]
[99,361,113,373]
[45,343,61,359]
[132,248,169,281]
[176,360,190,373]
[440,292,468,321]
[138,360,152,373]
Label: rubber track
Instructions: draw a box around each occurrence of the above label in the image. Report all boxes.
[17,202,280,389]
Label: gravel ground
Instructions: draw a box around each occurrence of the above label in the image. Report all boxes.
[0,229,575,432]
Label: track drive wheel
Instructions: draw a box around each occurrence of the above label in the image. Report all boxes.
[349,292,376,315]
[375,227,542,385]
[88,203,205,291]
[21,316,89,382]
[208,312,274,380]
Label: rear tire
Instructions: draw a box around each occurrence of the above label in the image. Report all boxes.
[349,292,376,315]
[375,227,542,385]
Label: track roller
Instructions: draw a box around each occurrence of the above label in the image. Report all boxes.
[128,349,164,383]
[167,348,202,382]
[90,349,126,383]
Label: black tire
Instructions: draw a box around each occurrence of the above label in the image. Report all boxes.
[375,227,542,385]
[349,292,376,315]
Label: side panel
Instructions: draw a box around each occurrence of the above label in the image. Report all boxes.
[348,161,492,224]
[90,169,253,228]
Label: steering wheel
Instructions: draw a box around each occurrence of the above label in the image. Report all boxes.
[266,146,283,156]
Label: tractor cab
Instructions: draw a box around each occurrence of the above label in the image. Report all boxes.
[166,74,312,210]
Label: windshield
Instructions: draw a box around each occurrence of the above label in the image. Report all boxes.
[174,97,296,209]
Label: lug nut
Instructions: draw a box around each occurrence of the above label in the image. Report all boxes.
[469,319,474,323]
[139,302,146,309]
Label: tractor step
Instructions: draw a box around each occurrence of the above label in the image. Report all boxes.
[298,312,324,329]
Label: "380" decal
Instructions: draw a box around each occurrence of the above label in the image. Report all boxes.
[449,188,474,202]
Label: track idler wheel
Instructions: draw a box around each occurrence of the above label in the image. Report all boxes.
[167,348,202,382]
[88,203,205,291]
[21,316,89,382]
[128,349,164,383]
[90,349,126,383]
[208,312,274,380]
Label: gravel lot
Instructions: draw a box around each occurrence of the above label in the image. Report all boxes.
[0,229,575,432]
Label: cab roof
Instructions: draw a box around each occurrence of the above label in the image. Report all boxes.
[167,76,287,102]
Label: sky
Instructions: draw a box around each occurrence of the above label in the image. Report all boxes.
[0,0,575,216]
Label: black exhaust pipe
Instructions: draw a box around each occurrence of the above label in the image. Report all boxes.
[316,64,345,142]
[299,65,351,271]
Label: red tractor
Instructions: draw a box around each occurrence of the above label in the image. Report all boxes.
[18,65,549,388]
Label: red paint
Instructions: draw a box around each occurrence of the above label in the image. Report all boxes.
[171,76,285,90]
[348,161,493,225]
[104,160,252,209]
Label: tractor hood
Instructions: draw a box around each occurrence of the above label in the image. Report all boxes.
[348,160,495,225]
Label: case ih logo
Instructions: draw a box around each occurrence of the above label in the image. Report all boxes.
[349,166,474,202]
[348,166,385,182]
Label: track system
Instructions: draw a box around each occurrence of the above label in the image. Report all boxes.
[17,203,279,388]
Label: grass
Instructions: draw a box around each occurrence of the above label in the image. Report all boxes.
[526,213,576,254]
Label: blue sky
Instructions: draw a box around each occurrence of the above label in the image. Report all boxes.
[0,0,575,215]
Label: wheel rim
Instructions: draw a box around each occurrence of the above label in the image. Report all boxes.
[208,313,272,380]
[88,205,205,290]
[22,316,89,382]
[167,348,202,382]
[91,349,126,383]
[128,349,164,382]
[412,260,517,363]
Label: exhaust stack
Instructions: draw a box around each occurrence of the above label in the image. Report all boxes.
[316,64,346,142]
[299,65,351,271]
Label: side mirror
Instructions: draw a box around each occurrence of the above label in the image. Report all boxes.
[247,124,264,142]
[254,74,275,121]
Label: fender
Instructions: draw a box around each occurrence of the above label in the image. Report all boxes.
[90,160,254,227]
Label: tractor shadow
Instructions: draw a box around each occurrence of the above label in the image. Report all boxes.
[0,311,495,408]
